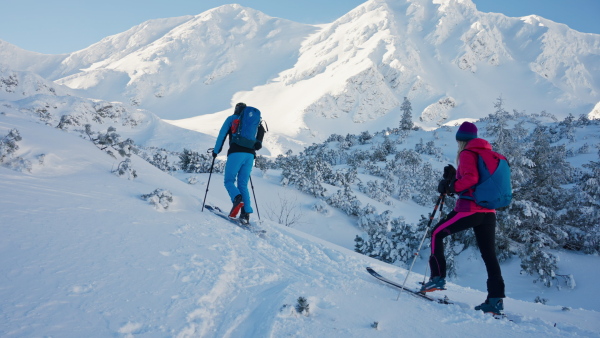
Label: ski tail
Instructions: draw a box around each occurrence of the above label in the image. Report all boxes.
[366,267,452,304]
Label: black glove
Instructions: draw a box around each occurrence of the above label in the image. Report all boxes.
[443,164,456,180]
[437,179,450,194]
[212,151,218,158]
[254,141,262,150]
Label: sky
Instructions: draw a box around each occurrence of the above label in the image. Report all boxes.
[0,0,598,55]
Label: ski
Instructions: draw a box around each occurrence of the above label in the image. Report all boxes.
[205,205,266,237]
[366,267,452,304]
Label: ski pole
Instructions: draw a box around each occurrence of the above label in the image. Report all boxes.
[249,175,261,220]
[202,148,216,212]
[397,193,446,301]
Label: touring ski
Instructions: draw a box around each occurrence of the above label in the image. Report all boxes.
[366,267,452,304]
[205,205,266,237]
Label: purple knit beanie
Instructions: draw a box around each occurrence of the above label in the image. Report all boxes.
[456,121,478,141]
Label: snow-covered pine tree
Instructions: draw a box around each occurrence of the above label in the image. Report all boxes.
[399,97,414,132]
[558,113,576,143]
[280,154,328,197]
[327,185,362,217]
[484,96,512,153]
[520,241,559,288]
[562,148,600,253]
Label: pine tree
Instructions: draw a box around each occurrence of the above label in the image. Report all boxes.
[485,96,512,153]
[399,97,414,131]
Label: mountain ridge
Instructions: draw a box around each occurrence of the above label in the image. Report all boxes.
[1,0,598,155]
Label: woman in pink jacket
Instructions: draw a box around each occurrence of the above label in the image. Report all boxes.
[420,121,506,316]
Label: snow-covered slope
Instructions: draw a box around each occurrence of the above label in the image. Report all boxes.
[2,44,600,336]
[0,67,213,152]
[0,40,66,79]
[1,103,599,337]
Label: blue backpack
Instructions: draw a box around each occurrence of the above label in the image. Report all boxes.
[231,106,261,149]
[459,149,513,209]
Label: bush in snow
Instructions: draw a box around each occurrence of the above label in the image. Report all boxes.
[265,193,303,227]
[141,189,173,210]
[179,148,222,173]
[0,128,32,172]
[312,200,330,215]
[0,128,21,162]
[279,154,328,197]
[254,154,272,174]
[355,213,431,268]
[326,186,361,217]
[85,124,137,159]
[113,158,137,180]
[144,148,176,172]
[295,297,309,316]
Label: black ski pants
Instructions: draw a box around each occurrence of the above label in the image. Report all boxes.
[428,211,505,299]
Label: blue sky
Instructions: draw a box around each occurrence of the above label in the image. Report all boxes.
[0,0,598,54]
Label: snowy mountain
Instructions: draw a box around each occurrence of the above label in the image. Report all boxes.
[1,5,318,121]
[224,0,599,143]
[2,0,599,156]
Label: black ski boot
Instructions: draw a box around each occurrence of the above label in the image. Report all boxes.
[239,207,250,225]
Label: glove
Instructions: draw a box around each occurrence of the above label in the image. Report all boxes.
[212,151,218,158]
[254,141,262,150]
[443,164,456,180]
[437,179,450,194]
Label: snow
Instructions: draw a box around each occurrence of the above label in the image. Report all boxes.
[1,86,600,337]
[1,1,600,336]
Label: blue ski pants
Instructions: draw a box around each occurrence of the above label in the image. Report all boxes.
[224,152,254,213]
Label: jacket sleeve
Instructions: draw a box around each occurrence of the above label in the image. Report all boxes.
[251,123,266,150]
[257,123,266,141]
[453,150,479,193]
[214,115,234,154]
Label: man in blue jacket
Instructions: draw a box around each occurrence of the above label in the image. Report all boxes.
[212,102,265,223]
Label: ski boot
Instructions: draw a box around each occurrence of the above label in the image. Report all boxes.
[239,207,250,225]
[475,298,504,315]
[420,276,446,293]
[229,194,244,218]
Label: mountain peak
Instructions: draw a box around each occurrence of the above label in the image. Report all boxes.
[432,0,476,9]
[1,2,598,152]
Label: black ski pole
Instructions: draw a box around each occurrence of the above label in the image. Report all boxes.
[202,148,216,212]
[249,175,260,220]
[397,193,446,300]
